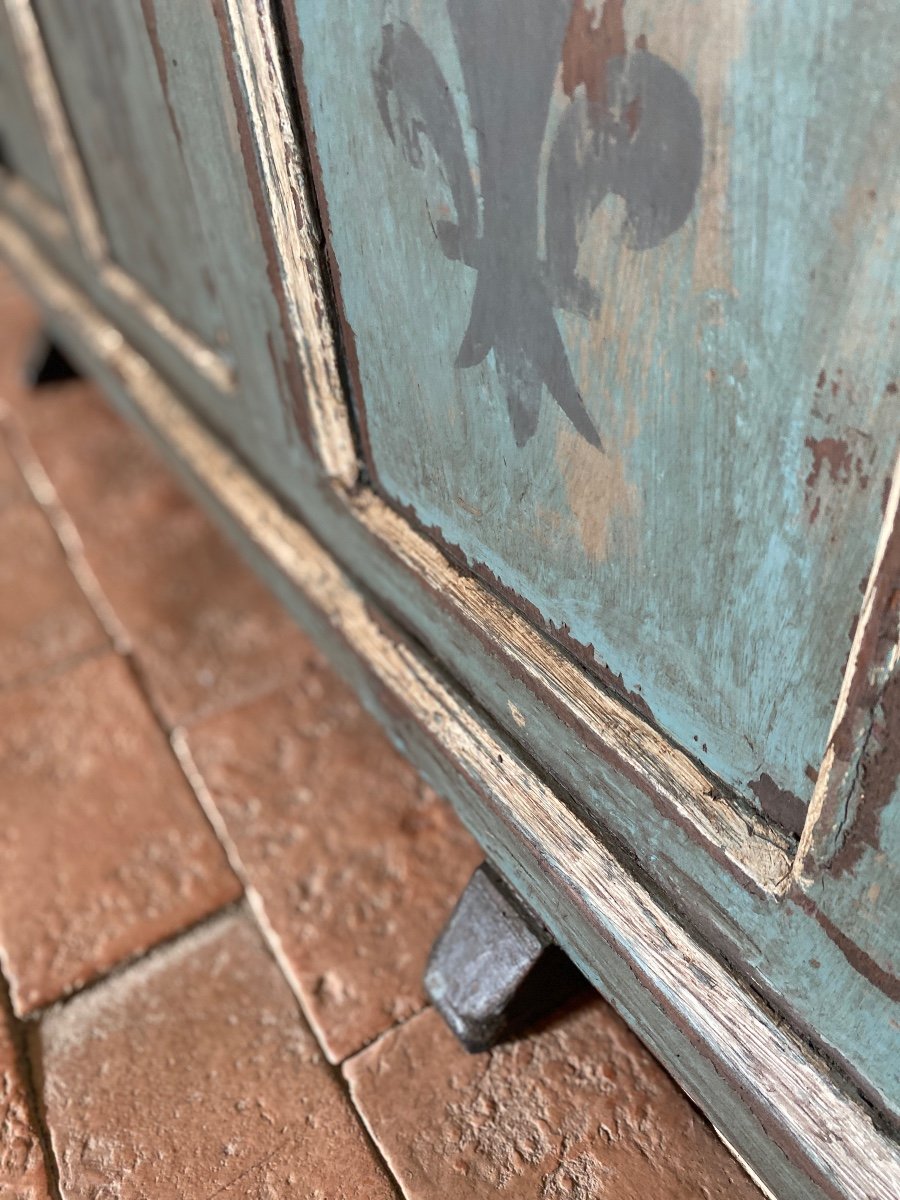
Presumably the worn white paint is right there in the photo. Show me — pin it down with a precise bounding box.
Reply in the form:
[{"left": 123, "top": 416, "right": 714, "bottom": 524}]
[
  {"left": 219, "top": 0, "right": 357, "bottom": 486},
  {"left": 2, "top": 214, "right": 896, "bottom": 1200},
  {"left": 798, "top": 453, "right": 900, "bottom": 880}
]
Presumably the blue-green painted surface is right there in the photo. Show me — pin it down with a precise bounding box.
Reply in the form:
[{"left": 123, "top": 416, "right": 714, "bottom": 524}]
[
  {"left": 33, "top": 0, "right": 230, "bottom": 349},
  {"left": 294, "top": 0, "right": 899, "bottom": 818},
  {"left": 0, "top": 3, "right": 64, "bottom": 206},
  {"left": 3, "top": 0, "right": 897, "bottom": 1142}
]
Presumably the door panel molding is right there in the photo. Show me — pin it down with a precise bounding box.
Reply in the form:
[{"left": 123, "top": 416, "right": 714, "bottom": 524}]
[
  {"left": 2, "top": 213, "right": 896, "bottom": 1200},
  {"left": 217, "top": 0, "right": 357, "bottom": 485},
  {"left": 798, "top": 470, "right": 900, "bottom": 879},
  {"left": 248, "top": 0, "right": 897, "bottom": 902},
  {"left": 2, "top": 0, "right": 235, "bottom": 393}
]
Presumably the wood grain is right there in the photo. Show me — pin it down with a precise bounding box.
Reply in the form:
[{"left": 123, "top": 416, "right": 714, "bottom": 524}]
[
  {"left": 291, "top": 0, "right": 900, "bottom": 823},
  {"left": 217, "top": 0, "right": 357, "bottom": 485},
  {"left": 1, "top": 216, "right": 895, "bottom": 1200}
]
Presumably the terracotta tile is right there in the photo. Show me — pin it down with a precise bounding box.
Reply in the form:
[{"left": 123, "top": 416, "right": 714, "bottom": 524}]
[
  {"left": 345, "top": 1002, "right": 763, "bottom": 1200},
  {"left": 14, "top": 382, "right": 316, "bottom": 727},
  {"left": 38, "top": 909, "right": 396, "bottom": 1200},
  {"left": 0, "top": 652, "right": 240, "bottom": 1013},
  {"left": 0, "top": 434, "right": 29, "bottom": 510},
  {"left": 1, "top": 320, "right": 107, "bottom": 689},
  {"left": 0, "top": 495, "right": 108, "bottom": 691},
  {"left": 0, "top": 279, "right": 44, "bottom": 414},
  {"left": 185, "top": 680, "right": 483, "bottom": 1063},
  {"left": 0, "top": 1000, "right": 52, "bottom": 1199}
]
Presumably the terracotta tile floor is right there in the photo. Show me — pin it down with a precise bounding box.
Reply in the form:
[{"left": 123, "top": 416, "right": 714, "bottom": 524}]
[{"left": 0, "top": 275, "right": 763, "bottom": 1198}]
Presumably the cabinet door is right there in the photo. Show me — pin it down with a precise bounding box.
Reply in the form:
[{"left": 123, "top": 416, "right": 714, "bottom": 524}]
[
  {"left": 291, "top": 0, "right": 898, "bottom": 831},
  {"left": 13, "top": 0, "right": 340, "bottom": 500},
  {"left": 287, "top": 0, "right": 900, "bottom": 1132},
  {"left": 3, "top": 1, "right": 896, "bottom": 1193},
  {"left": 32, "top": 0, "right": 228, "bottom": 348}
]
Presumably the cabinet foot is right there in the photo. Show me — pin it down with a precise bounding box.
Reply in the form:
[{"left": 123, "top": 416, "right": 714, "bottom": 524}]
[
  {"left": 425, "top": 863, "right": 586, "bottom": 1053},
  {"left": 25, "top": 331, "right": 80, "bottom": 388}
]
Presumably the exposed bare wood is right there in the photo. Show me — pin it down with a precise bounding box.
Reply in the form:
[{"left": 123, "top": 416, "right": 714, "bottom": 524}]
[
  {"left": 797, "top": 457, "right": 900, "bottom": 880},
  {"left": 217, "top": 0, "right": 358, "bottom": 485},
  {"left": 348, "top": 489, "right": 795, "bottom": 890},
  {"left": 2, "top": 214, "right": 897, "bottom": 1200}
]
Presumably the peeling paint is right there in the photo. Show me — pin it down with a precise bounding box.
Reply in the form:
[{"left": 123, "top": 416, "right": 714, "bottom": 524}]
[{"left": 749, "top": 773, "right": 806, "bottom": 838}]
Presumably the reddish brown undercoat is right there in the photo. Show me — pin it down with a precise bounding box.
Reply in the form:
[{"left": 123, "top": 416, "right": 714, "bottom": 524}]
[
  {"left": 749, "top": 772, "right": 806, "bottom": 837},
  {"left": 561, "top": 0, "right": 627, "bottom": 105},
  {"left": 815, "top": 509, "right": 900, "bottom": 873}
]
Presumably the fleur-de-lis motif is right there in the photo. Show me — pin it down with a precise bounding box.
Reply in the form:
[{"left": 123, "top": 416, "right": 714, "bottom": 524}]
[{"left": 374, "top": 0, "right": 702, "bottom": 449}]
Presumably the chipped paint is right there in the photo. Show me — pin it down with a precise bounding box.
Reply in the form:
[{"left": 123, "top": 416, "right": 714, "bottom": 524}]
[
  {"left": 295, "top": 0, "right": 900, "bottom": 812},
  {"left": 556, "top": 407, "right": 639, "bottom": 564},
  {"left": 749, "top": 773, "right": 806, "bottom": 838},
  {"left": 561, "top": 0, "right": 626, "bottom": 106}
]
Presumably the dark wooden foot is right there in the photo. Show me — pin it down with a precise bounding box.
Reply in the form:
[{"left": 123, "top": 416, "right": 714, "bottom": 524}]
[
  {"left": 25, "top": 332, "right": 80, "bottom": 388},
  {"left": 425, "top": 863, "right": 587, "bottom": 1053}
]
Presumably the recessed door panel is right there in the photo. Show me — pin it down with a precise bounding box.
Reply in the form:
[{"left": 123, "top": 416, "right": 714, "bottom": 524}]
[
  {"left": 292, "top": 0, "right": 900, "bottom": 829},
  {"left": 32, "top": 0, "right": 229, "bottom": 350}
]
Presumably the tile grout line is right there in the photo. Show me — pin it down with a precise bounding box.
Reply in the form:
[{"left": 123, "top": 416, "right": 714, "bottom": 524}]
[
  {"left": 0, "top": 395, "right": 133, "bottom": 655},
  {"left": 172, "top": 729, "right": 411, "bottom": 1200},
  {"left": 0, "top": 397, "right": 182, "bottom": 738},
  {"left": 1, "top": 385, "right": 413, "bottom": 1196},
  {"left": 0, "top": 964, "right": 64, "bottom": 1200},
  {"left": 0, "top": 387, "right": 322, "bottom": 745},
  {"left": 16, "top": 896, "right": 248, "bottom": 1025}
]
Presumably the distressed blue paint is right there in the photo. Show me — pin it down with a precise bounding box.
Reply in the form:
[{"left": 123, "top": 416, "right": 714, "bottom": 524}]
[
  {"left": 0, "top": 3, "right": 64, "bottom": 205},
  {"left": 33, "top": 0, "right": 230, "bottom": 349},
  {"left": 295, "top": 0, "right": 899, "bottom": 814}
]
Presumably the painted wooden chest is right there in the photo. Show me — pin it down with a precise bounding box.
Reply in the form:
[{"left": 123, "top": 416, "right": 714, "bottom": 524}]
[{"left": 1, "top": 2, "right": 897, "bottom": 1196}]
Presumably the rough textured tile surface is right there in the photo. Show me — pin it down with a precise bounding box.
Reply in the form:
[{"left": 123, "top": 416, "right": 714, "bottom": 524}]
[
  {"left": 186, "top": 681, "right": 483, "bottom": 1062},
  {"left": 0, "top": 272, "right": 42, "bottom": 416},
  {"left": 38, "top": 910, "right": 396, "bottom": 1200},
  {"left": 14, "top": 379, "right": 316, "bottom": 727},
  {"left": 0, "top": 1000, "right": 52, "bottom": 1199},
  {"left": 0, "top": 433, "right": 29, "bottom": 510},
  {"left": 0, "top": 344, "right": 107, "bottom": 690},
  {"left": 345, "top": 1003, "right": 764, "bottom": 1200},
  {"left": 0, "top": 486, "right": 107, "bottom": 691},
  {"left": 0, "top": 652, "right": 241, "bottom": 1013}
]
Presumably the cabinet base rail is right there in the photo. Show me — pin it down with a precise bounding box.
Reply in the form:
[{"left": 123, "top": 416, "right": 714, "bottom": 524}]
[{"left": 2, "top": 213, "right": 897, "bottom": 1200}]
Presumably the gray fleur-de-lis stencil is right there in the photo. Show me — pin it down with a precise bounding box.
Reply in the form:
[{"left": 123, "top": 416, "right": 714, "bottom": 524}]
[{"left": 373, "top": 0, "right": 703, "bottom": 449}]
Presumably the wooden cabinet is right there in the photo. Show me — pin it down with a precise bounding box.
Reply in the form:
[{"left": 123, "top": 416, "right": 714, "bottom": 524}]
[{"left": 1, "top": 3, "right": 897, "bottom": 1197}]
